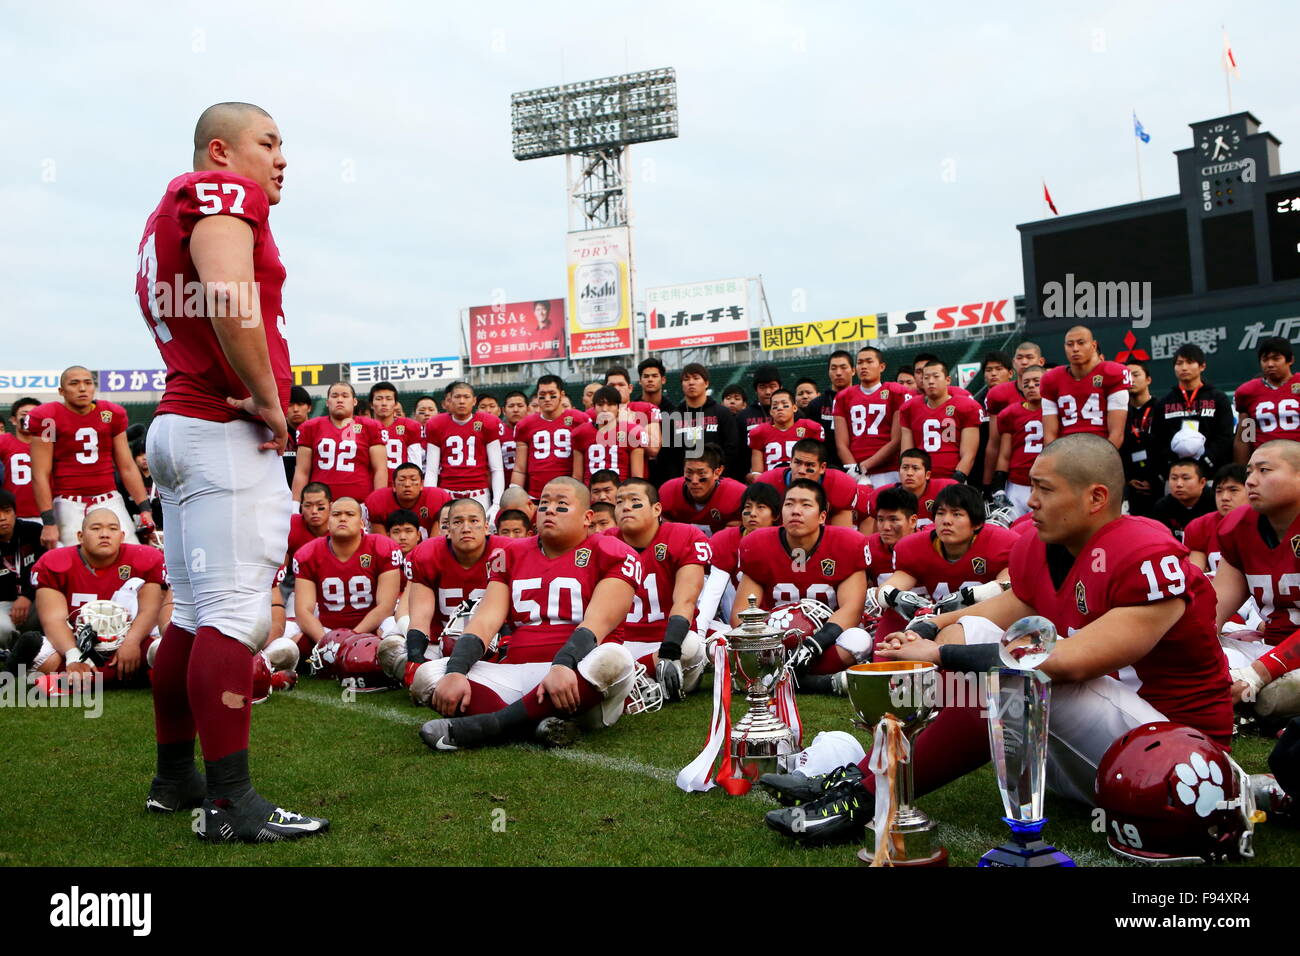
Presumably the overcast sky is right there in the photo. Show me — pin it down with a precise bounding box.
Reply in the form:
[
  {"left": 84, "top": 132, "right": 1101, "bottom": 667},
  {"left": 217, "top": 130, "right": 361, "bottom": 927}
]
[{"left": 2, "top": 0, "right": 1295, "bottom": 370}]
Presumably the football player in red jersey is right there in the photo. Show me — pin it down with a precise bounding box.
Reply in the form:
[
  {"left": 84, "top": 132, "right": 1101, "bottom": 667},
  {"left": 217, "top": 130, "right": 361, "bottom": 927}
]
[
  {"left": 135, "top": 103, "right": 326, "bottom": 839},
  {"left": 292, "top": 381, "right": 386, "bottom": 504},
  {"left": 416, "top": 477, "right": 643, "bottom": 751},
  {"left": 980, "top": 341, "right": 1041, "bottom": 486},
  {"left": 734, "top": 480, "right": 871, "bottom": 688},
  {"left": 658, "top": 444, "right": 746, "bottom": 533},
  {"left": 367, "top": 381, "right": 425, "bottom": 484},
  {"left": 1, "top": 397, "right": 40, "bottom": 527},
  {"left": 610, "top": 478, "right": 710, "bottom": 699},
  {"left": 748, "top": 389, "right": 825, "bottom": 476},
  {"left": 697, "top": 482, "right": 782, "bottom": 637},
  {"left": 287, "top": 482, "right": 331, "bottom": 557},
  {"left": 869, "top": 484, "right": 1015, "bottom": 640},
  {"left": 604, "top": 366, "right": 662, "bottom": 466},
  {"left": 860, "top": 448, "right": 956, "bottom": 535},
  {"left": 571, "top": 386, "right": 646, "bottom": 483},
  {"left": 498, "top": 390, "right": 529, "bottom": 477},
  {"left": 898, "top": 359, "right": 981, "bottom": 482},
  {"left": 18, "top": 509, "right": 163, "bottom": 682},
  {"left": 755, "top": 439, "right": 856, "bottom": 526},
  {"left": 1185, "top": 464, "right": 1248, "bottom": 574},
  {"left": 413, "top": 395, "right": 438, "bottom": 427},
  {"left": 992, "top": 364, "right": 1045, "bottom": 516},
  {"left": 1233, "top": 336, "right": 1300, "bottom": 462},
  {"left": 27, "top": 367, "right": 153, "bottom": 550},
  {"left": 496, "top": 508, "right": 535, "bottom": 538},
  {"left": 364, "top": 462, "right": 452, "bottom": 537},
  {"left": 292, "top": 496, "right": 402, "bottom": 653},
  {"left": 863, "top": 487, "right": 918, "bottom": 590},
  {"left": 512, "top": 376, "right": 587, "bottom": 500},
  {"left": 1039, "top": 326, "right": 1130, "bottom": 448},
  {"left": 765, "top": 434, "right": 1231, "bottom": 842},
  {"left": 425, "top": 380, "right": 506, "bottom": 510},
  {"left": 834, "top": 347, "right": 905, "bottom": 487}
]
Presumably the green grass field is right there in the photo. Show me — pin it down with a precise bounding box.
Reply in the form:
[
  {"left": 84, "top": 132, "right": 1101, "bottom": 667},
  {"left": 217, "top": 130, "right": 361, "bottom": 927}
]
[{"left": 2, "top": 675, "right": 1294, "bottom": 867}]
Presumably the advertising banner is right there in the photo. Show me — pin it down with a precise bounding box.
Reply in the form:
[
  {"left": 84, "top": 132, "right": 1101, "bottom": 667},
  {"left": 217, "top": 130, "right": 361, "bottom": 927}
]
[
  {"left": 645, "top": 278, "right": 750, "bottom": 350},
  {"left": 98, "top": 369, "right": 168, "bottom": 392},
  {"left": 566, "top": 227, "right": 633, "bottom": 359},
  {"left": 349, "top": 357, "right": 462, "bottom": 387},
  {"left": 0, "top": 370, "right": 61, "bottom": 391},
  {"left": 760, "top": 315, "right": 878, "bottom": 351},
  {"left": 291, "top": 363, "right": 347, "bottom": 387},
  {"left": 883, "top": 298, "right": 1014, "bottom": 338},
  {"left": 468, "top": 298, "right": 567, "bottom": 367}
]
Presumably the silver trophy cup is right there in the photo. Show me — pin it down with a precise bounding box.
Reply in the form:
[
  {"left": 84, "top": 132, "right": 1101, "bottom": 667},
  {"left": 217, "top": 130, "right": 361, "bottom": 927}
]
[{"left": 726, "top": 596, "right": 798, "bottom": 784}]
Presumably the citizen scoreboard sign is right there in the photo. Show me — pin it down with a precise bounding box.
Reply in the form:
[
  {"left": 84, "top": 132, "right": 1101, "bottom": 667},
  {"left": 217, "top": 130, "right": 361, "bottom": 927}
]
[{"left": 645, "top": 278, "right": 749, "bottom": 350}]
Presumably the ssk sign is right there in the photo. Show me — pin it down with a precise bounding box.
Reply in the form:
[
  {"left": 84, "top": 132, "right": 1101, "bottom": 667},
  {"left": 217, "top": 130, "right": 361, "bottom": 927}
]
[{"left": 885, "top": 299, "right": 1013, "bottom": 338}]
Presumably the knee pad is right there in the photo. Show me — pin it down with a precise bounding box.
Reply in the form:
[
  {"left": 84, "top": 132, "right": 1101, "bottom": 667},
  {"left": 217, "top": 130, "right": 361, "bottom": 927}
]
[
  {"left": 146, "top": 639, "right": 160, "bottom": 669},
  {"left": 379, "top": 616, "right": 401, "bottom": 639},
  {"left": 264, "top": 636, "right": 300, "bottom": 672},
  {"left": 409, "top": 658, "right": 449, "bottom": 707},
  {"left": 32, "top": 636, "right": 56, "bottom": 670},
  {"left": 577, "top": 643, "right": 638, "bottom": 728},
  {"left": 680, "top": 630, "right": 707, "bottom": 694},
  {"left": 835, "top": 626, "right": 872, "bottom": 662},
  {"left": 784, "top": 730, "right": 867, "bottom": 776}
]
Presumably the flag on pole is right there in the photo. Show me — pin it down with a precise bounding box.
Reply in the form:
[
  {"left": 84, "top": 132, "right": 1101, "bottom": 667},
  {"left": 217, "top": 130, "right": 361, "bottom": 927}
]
[
  {"left": 1223, "top": 29, "right": 1240, "bottom": 77},
  {"left": 1133, "top": 111, "right": 1150, "bottom": 143},
  {"left": 1042, "top": 180, "right": 1058, "bottom": 216}
]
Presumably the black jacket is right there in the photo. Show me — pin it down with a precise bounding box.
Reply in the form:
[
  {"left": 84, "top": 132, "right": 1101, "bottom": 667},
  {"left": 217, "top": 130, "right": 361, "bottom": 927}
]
[
  {"left": 1148, "top": 382, "right": 1235, "bottom": 480},
  {"left": 1151, "top": 487, "right": 1217, "bottom": 542},
  {"left": 801, "top": 388, "right": 846, "bottom": 468},
  {"left": 668, "top": 399, "right": 742, "bottom": 479},
  {"left": 0, "top": 520, "right": 44, "bottom": 603}
]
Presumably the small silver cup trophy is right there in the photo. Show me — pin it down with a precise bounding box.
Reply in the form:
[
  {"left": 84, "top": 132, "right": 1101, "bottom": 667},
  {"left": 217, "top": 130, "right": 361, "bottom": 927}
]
[
  {"left": 726, "top": 596, "right": 798, "bottom": 784},
  {"left": 979, "top": 615, "right": 1075, "bottom": 867},
  {"left": 846, "top": 661, "right": 947, "bottom": 866}
]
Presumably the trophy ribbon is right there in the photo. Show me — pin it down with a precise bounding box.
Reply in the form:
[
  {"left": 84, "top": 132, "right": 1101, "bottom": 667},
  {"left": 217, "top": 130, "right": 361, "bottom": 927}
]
[
  {"left": 867, "top": 715, "right": 909, "bottom": 867},
  {"left": 676, "top": 639, "right": 737, "bottom": 793},
  {"left": 771, "top": 670, "right": 803, "bottom": 750}
]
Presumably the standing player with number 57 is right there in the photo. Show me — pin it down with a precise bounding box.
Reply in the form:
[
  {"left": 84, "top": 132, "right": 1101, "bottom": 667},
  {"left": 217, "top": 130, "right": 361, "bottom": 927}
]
[{"left": 135, "top": 102, "right": 328, "bottom": 842}]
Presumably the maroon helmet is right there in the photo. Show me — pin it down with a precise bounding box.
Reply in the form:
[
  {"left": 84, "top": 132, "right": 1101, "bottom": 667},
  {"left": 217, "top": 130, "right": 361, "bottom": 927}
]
[
  {"left": 308, "top": 628, "right": 355, "bottom": 678},
  {"left": 1095, "top": 722, "right": 1255, "bottom": 864},
  {"left": 764, "top": 599, "right": 833, "bottom": 654},
  {"left": 251, "top": 652, "right": 274, "bottom": 704},
  {"left": 337, "top": 633, "right": 400, "bottom": 691}
]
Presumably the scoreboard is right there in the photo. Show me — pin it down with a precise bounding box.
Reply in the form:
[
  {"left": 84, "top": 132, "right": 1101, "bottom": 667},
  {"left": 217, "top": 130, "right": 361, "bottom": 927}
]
[{"left": 1020, "top": 112, "right": 1300, "bottom": 327}]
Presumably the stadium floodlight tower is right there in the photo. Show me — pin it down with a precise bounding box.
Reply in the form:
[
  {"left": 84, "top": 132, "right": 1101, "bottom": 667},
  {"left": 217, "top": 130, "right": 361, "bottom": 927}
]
[{"left": 511, "top": 69, "right": 678, "bottom": 368}]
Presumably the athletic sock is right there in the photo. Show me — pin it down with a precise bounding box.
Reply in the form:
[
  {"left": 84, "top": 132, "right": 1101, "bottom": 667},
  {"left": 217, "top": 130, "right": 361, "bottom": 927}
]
[
  {"left": 188, "top": 626, "right": 253, "bottom": 763},
  {"left": 151, "top": 623, "right": 196, "bottom": 746}
]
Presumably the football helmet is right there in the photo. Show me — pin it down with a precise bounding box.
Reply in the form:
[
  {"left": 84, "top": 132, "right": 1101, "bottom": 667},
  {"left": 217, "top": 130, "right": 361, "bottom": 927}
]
[
  {"left": 439, "top": 596, "right": 500, "bottom": 659},
  {"left": 625, "top": 661, "right": 665, "bottom": 715},
  {"left": 308, "top": 628, "right": 355, "bottom": 678},
  {"left": 336, "top": 633, "right": 399, "bottom": 691},
  {"left": 251, "top": 652, "right": 274, "bottom": 703},
  {"left": 74, "top": 600, "right": 132, "bottom": 664},
  {"left": 765, "top": 600, "right": 833, "bottom": 655},
  {"left": 1095, "top": 722, "right": 1255, "bottom": 864}
]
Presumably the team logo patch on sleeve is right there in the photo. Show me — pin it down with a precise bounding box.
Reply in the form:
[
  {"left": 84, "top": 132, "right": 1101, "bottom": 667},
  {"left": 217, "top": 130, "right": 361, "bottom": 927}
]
[
  {"left": 360, "top": 554, "right": 373, "bottom": 568},
  {"left": 972, "top": 557, "right": 986, "bottom": 575},
  {"left": 118, "top": 565, "right": 131, "bottom": 580},
  {"left": 101, "top": 410, "right": 113, "bottom": 424},
  {"left": 1075, "top": 580, "right": 1089, "bottom": 615},
  {"left": 353, "top": 423, "right": 363, "bottom": 434},
  {"left": 945, "top": 405, "right": 955, "bottom": 416},
  {"left": 1092, "top": 374, "right": 1104, "bottom": 387},
  {"left": 796, "top": 427, "right": 806, "bottom": 437},
  {"left": 575, "top": 548, "right": 592, "bottom": 568},
  {"left": 710, "top": 509, "right": 722, "bottom": 522},
  {"left": 654, "top": 543, "right": 668, "bottom": 561},
  {"left": 473, "top": 421, "right": 483, "bottom": 432},
  {"left": 820, "top": 558, "right": 836, "bottom": 577},
  {"left": 1291, "top": 535, "right": 1300, "bottom": 559},
  {"left": 1292, "top": 383, "right": 1300, "bottom": 394},
  {"left": 396, "top": 424, "right": 405, "bottom": 435},
  {"left": 419, "top": 507, "right": 429, "bottom": 518}
]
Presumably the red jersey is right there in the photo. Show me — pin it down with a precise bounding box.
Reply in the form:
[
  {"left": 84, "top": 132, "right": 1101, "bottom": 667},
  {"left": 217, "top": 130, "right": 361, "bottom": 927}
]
[
  {"left": 572, "top": 421, "right": 645, "bottom": 482},
  {"left": 287, "top": 512, "right": 326, "bottom": 558},
  {"left": 1232, "top": 374, "right": 1300, "bottom": 448},
  {"left": 612, "top": 521, "right": 711, "bottom": 643},
  {"left": 878, "top": 525, "right": 1016, "bottom": 637},
  {"left": 488, "top": 533, "right": 642, "bottom": 664},
  {"left": 31, "top": 543, "right": 165, "bottom": 611},
  {"left": 1039, "top": 362, "right": 1131, "bottom": 438},
  {"left": 755, "top": 466, "right": 858, "bottom": 513},
  {"left": 898, "top": 393, "right": 982, "bottom": 479},
  {"left": 863, "top": 533, "right": 897, "bottom": 587},
  {"left": 363, "top": 486, "right": 453, "bottom": 536},
  {"left": 1183, "top": 510, "right": 1226, "bottom": 576},
  {"left": 500, "top": 422, "right": 518, "bottom": 474},
  {"left": 136, "top": 171, "right": 290, "bottom": 423},
  {"left": 0, "top": 433, "right": 37, "bottom": 517},
  {"left": 995, "top": 402, "right": 1045, "bottom": 485},
  {"left": 833, "top": 383, "right": 907, "bottom": 470},
  {"left": 292, "top": 533, "right": 402, "bottom": 631},
  {"left": 425, "top": 412, "right": 504, "bottom": 491},
  {"left": 748, "top": 420, "right": 825, "bottom": 471},
  {"left": 405, "top": 534, "right": 511, "bottom": 635},
  {"left": 658, "top": 477, "right": 747, "bottom": 533},
  {"left": 708, "top": 525, "right": 745, "bottom": 588},
  {"left": 869, "top": 477, "right": 958, "bottom": 529},
  {"left": 1009, "top": 516, "right": 1232, "bottom": 744},
  {"left": 370, "top": 416, "right": 424, "bottom": 484},
  {"left": 23, "top": 401, "right": 127, "bottom": 497},
  {"left": 738, "top": 525, "right": 868, "bottom": 611},
  {"left": 296, "top": 416, "right": 383, "bottom": 503},
  {"left": 1217, "top": 505, "right": 1300, "bottom": 643},
  {"left": 625, "top": 401, "right": 663, "bottom": 432},
  {"left": 983, "top": 381, "right": 1022, "bottom": 418},
  {"left": 513, "top": 411, "right": 588, "bottom": 498}
]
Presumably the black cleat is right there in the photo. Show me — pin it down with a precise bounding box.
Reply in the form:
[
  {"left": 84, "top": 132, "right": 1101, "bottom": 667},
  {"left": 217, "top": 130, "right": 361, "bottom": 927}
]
[
  {"left": 534, "top": 716, "right": 580, "bottom": 748},
  {"left": 420, "top": 717, "right": 462, "bottom": 752},
  {"left": 759, "top": 762, "right": 864, "bottom": 807},
  {"left": 196, "top": 791, "right": 329, "bottom": 843},
  {"left": 145, "top": 770, "right": 206, "bottom": 813},
  {"left": 3, "top": 631, "right": 42, "bottom": 676},
  {"left": 764, "top": 780, "right": 871, "bottom": 846}
]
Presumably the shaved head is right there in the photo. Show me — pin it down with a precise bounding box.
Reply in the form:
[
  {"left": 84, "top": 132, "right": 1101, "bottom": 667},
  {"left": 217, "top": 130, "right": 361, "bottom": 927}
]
[
  {"left": 60, "top": 365, "right": 92, "bottom": 386},
  {"left": 1039, "top": 434, "right": 1125, "bottom": 506},
  {"left": 1066, "top": 325, "right": 1094, "bottom": 342},
  {"left": 1255, "top": 439, "right": 1300, "bottom": 471},
  {"left": 542, "top": 477, "right": 591, "bottom": 508},
  {"left": 81, "top": 507, "right": 120, "bottom": 531},
  {"left": 193, "top": 101, "right": 273, "bottom": 166},
  {"left": 499, "top": 487, "right": 533, "bottom": 512}
]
